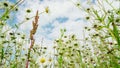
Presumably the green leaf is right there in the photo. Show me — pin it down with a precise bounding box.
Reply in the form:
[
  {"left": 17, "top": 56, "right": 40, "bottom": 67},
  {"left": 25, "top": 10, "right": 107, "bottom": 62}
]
[
  {"left": 112, "top": 23, "right": 120, "bottom": 47},
  {"left": 93, "top": 10, "right": 102, "bottom": 22},
  {"left": 58, "top": 56, "right": 63, "bottom": 68},
  {"left": 1, "top": 48, "right": 4, "bottom": 62},
  {"left": 107, "top": 14, "right": 114, "bottom": 28},
  {"left": 15, "top": 24, "right": 19, "bottom": 29},
  {"left": 11, "top": 63, "right": 17, "bottom": 68},
  {"left": 0, "top": 9, "right": 10, "bottom": 21}
]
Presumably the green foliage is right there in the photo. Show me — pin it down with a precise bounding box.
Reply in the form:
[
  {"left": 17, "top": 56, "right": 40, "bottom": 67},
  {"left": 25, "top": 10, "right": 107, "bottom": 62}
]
[{"left": 0, "top": 0, "right": 120, "bottom": 68}]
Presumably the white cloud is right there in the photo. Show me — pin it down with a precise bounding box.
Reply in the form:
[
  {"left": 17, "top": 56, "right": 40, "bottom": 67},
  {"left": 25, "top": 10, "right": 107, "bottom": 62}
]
[
  {"left": 15, "top": 0, "right": 88, "bottom": 47},
  {"left": 16, "top": 0, "right": 119, "bottom": 47},
  {"left": 48, "top": 20, "right": 86, "bottom": 39}
]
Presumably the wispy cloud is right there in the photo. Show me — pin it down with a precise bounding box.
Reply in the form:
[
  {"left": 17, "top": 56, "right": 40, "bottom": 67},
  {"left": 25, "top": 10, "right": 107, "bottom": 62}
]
[{"left": 15, "top": 0, "right": 91, "bottom": 46}]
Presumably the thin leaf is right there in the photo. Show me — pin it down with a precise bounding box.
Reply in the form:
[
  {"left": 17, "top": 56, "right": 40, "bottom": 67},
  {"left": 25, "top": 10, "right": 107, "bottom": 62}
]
[{"left": 112, "top": 23, "right": 120, "bottom": 46}]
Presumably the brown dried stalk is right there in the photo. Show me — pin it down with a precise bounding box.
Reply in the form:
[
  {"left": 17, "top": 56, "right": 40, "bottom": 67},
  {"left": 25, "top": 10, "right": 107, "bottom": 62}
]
[{"left": 26, "top": 10, "right": 39, "bottom": 68}]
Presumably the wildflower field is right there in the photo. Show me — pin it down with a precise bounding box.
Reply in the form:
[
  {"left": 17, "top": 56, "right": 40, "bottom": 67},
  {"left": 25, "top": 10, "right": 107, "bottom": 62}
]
[{"left": 0, "top": 0, "right": 120, "bottom": 68}]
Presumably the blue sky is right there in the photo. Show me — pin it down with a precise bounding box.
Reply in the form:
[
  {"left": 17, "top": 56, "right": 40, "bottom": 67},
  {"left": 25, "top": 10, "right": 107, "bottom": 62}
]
[{"left": 0, "top": 0, "right": 119, "bottom": 46}]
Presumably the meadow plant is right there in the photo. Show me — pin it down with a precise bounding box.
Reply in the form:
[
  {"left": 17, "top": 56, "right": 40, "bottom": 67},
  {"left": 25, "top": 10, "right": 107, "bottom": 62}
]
[
  {"left": 53, "top": 0, "right": 120, "bottom": 68},
  {"left": 0, "top": 0, "right": 49, "bottom": 68},
  {"left": 0, "top": 0, "right": 120, "bottom": 68},
  {"left": 67, "top": 0, "right": 120, "bottom": 68}
]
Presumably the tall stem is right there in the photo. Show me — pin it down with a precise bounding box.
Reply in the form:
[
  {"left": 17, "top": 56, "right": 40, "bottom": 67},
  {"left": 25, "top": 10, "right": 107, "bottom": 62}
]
[{"left": 25, "top": 10, "right": 39, "bottom": 68}]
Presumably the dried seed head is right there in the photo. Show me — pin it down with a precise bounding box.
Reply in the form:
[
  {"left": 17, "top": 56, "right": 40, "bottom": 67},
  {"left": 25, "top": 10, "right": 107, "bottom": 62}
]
[
  {"left": 109, "top": 42, "right": 113, "bottom": 45},
  {"left": 6, "top": 15, "right": 9, "bottom": 19},
  {"left": 59, "top": 52, "right": 63, "bottom": 55},
  {"left": 11, "top": 36, "right": 16, "bottom": 40},
  {"left": 71, "top": 35, "right": 75, "bottom": 39},
  {"left": 74, "top": 43, "right": 78, "bottom": 46},
  {"left": 9, "top": 32, "right": 14, "bottom": 35},
  {"left": 0, "top": 35, "right": 5, "bottom": 38},
  {"left": 95, "top": 34, "right": 99, "bottom": 36},
  {"left": 85, "top": 27, "right": 88, "bottom": 29},
  {"left": 115, "top": 18, "right": 120, "bottom": 22},
  {"left": 26, "top": 18, "right": 30, "bottom": 20},
  {"left": 88, "top": 29, "right": 90, "bottom": 31},
  {"left": 64, "top": 36, "right": 67, "bottom": 38},
  {"left": 87, "top": 8, "right": 90, "bottom": 11},
  {"left": 13, "top": 41, "right": 16, "bottom": 44},
  {"left": 2, "top": 41, "right": 8, "bottom": 44},
  {"left": 3, "top": 2, "right": 8, "bottom": 7},
  {"left": 107, "top": 10, "right": 111, "bottom": 13},
  {"left": 42, "top": 51, "right": 46, "bottom": 54},
  {"left": 45, "top": 7, "right": 49, "bottom": 13},
  {"left": 93, "top": 24, "right": 97, "bottom": 28},
  {"left": 17, "top": 33, "right": 20, "bottom": 35},
  {"left": 15, "top": 8, "right": 18, "bottom": 11},
  {"left": 86, "top": 16, "right": 90, "bottom": 20},
  {"left": 56, "top": 40, "right": 59, "bottom": 42},
  {"left": 68, "top": 46, "right": 72, "bottom": 49},
  {"left": 71, "top": 54, "right": 74, "bottom": 56},
  {"left": 76, "top": 3, "right": 80, "bottom": 6},
  {"left": 85, "top": 38, "right": 88, "bottom": 40},
  {"left": 26, "top": 9, "right": 31, "bottom": 13},
  {"left": 43, "top": 47, "right": 47, "bottom": 49},
  {"left": 21, "top": 36, "right": 25, "bottom": 39},
  {"left": 116, "top": 10, "right": 120, "bottom": 14},
  {"left": 70, "top": 60, "right": 74, "bottom": 63},
  {"left": 53, "top": 45, "right": 57, "bottom": 49}
]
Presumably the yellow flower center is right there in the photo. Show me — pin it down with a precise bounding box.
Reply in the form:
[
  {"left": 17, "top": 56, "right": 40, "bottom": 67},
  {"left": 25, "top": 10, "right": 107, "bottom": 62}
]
[{"left": 40, "top": 58, "right": 46, "bottom": 63}]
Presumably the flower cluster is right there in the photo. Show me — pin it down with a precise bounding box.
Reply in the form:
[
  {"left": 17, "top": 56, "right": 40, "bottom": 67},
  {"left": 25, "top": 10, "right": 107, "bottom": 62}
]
[{"left": 0, "top": 0, "right": 120, "bottom": 68}]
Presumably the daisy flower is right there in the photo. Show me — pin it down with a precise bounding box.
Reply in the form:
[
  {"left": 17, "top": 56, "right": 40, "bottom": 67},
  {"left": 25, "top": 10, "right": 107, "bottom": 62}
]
[{"left": 36, "top": 56, "right": 48, "bottom": 67}]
